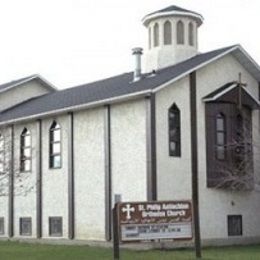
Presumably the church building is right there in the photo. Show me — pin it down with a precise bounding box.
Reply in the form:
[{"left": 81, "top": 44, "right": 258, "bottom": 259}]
[{"left": 0, "top": 5, "right": 260, "bottom": 245}]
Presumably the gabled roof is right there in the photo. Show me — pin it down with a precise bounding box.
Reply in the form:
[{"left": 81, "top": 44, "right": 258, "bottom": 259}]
[
  {"left": 0, "top": 44, "right": 259, "bottom": 125},
  {"left": 203, "top": 82, "right": 260, "bottom": 109},
  {"left": 0, "top": 74, "right": 57, "bottom": 94},
  {"left": 142, "top": 5, "right": 203, "bottom": 26}
]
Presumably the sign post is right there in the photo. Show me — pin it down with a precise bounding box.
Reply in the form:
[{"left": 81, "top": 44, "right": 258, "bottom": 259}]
[{"left": 113, "top": 203, "right": 120, "bottom": 260}]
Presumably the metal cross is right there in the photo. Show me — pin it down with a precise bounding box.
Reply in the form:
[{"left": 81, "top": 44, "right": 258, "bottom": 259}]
[
  {"left": 237, "top": 72, "right": 247, "bottom": 110},
  {"left": 122, "top": 204, "right": 135, "bottom": 220}
]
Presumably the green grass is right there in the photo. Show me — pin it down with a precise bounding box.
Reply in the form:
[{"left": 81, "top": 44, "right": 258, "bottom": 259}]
[{"left": 0, "top": 241, "right": 260, "bottom": 259}]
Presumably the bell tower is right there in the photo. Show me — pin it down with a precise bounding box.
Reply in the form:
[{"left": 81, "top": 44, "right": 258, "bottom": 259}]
[{"left": 142, "top": 5, "right": 203, "bottom": 73}]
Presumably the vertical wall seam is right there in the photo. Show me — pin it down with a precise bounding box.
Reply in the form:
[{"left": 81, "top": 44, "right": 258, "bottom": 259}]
[
  {"left": 36, "top": 119, "right": 42, "bottom": 238},
  {"left": 151, "top": 93, "right": 157, "bottom": 201},
  {"left": 189, "top": 71, "right": 201, "bottom": 254},
  {"left": 146, "top": 94, "right": 157, "bottom": 201},
  {"left": 68, "top": 112, "right": 75, "bottom": 239},
  {"left": 104, "top": 105, "right": 112, "bottom": 241},
  {"left": 8, "top": 124, "right": 14, "bottom": 237}
]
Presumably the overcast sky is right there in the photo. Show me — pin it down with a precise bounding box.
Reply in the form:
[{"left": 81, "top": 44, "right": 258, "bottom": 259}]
[{"left": 0, "top": 0, "right": 259, "bottom": 89}]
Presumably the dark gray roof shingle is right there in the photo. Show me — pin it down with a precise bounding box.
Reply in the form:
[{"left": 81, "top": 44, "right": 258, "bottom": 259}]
[
  {"left": 146, "top": 5, "right": 201, "bottom": 17},
  {"left": 0, "top": 45, "right": 237, "bottom": 123}
]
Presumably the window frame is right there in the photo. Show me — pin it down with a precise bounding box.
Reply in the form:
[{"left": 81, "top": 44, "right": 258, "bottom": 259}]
[
  {"left": 153, "top": 23, "right": 159, "bottom": 47},
  {"left": 188, "top": 22, "right": 194, "bottom": 46},
  {"left": 0, "top": 134, "right": 5, "bottom": 175},
  {"left": 163, "top": 20, "right": 172, "bottom": 45},
  {"left": 215, "top": 113, "right": 226, "bottom": 161},
  {"left": 148, "top": 27, "right": 151, "bottom": 49},
  {"left": 20, "top": 128, "right": 32, "bottom": 173},
  {"left": 227, "top": 215, "right": 243, "bottom": 236},
  {"left": 0, "top": 217, "right": 4, "bottom": 235},
  {"left": 19, "top": 217, "right": 32, "bottom": 236},
  {"left": 168, "top": 104, "right": 181, "bottom": 157},
  {"left": 49, "top": 217, "right": 63, "bottom": 237},
  {"left": 49, "top": 121, "right": 62, "bottom": 169},
  {"left": 177, "top": 20, "right": 184, "bottom": 45}
]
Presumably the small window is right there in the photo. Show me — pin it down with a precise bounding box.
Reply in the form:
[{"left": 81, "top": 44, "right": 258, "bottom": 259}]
[
  {"left": 148, "top": 27, "right": 151, "bottom": 49},
  {"left": 177, "top": 20, "right": 184, "bottom": 44},
  {"left": 164, "top": 21, "right": 172, "bottom": 45},
  {"left": 153, "top": 23, "right": 159, "bottom": 47},
  {"left": 49, "top": 121, "right": 61, "bottom": 169},
  {"left": 188, "top": 22, "right": 194, "bottom": 46},
  {"left": 215, "top": 113, "right": 226, "bottom": 160},
  {"left": 228, "top": 215, "right": 242, "bottom": 236},
  {"left": 169, "top": 104, "right": 181, "bottom": 157},
  {"left": 0, "top": 218, "right": 4, "bottom": 235},
  {"left": 0, "top": 134, "right": 4, "bottom": 174},
  {"left": 20, "top": 128, "right": 31, "bottom": 172},
  {"left": 20, "top": 217, "right": 32, "bottom": 236},
  {"left": 49, "top": 217, "right": 63, "bottom": 237}
]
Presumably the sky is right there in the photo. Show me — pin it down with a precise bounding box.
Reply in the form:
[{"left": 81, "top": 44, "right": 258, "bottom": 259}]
[{"left": 0, "top": 0, "right": 259, "bottom": 89}]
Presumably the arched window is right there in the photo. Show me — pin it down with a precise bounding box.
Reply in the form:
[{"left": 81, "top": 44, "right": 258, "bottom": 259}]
[
  {"left": 215, "top": 113, "right": 226, "bottom": 160},
  {"left": 169, "top": 104, "right": 181, "bottom": 157},
  {"left": 177, "top": 20, "right": 184, "bottom": 44},
  {"left": 148, "top": 27, "right": 151, "bottom": 49},
  {"left": 188, "top": 22, "right": 194, "bottom": 46},
  {"left": 20, "top": 128, "right": 31, "bottom": 172},
  {"left": 153, "top": 23, "right": 159, "bottom": 47},
  {"left": 164, "top": 21, "right": 172, "bottom": 45},
  {"left": 49, "top": 121, "right": 61, "bottom": 169},
  {"left": 0, "top": 134, "right": 4, "bottom": 174}
]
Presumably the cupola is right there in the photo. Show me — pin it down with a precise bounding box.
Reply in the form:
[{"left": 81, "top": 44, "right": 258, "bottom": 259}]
[{"left": 142, "top": 5, "right": 203, "bottom": 73}]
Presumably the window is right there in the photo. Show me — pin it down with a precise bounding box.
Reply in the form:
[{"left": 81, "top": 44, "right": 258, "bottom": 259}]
[
  {"left": 148, "top": 27, "right": 151, "bottom": 49},
  {"left": 228, "top": 215, "right": 242, "bottom": 236},
  {"left": 0, "top": 134, "right": 4, "bottom": 174},
  {"left": 20, "top": 128, "right": 31, "bottom": 172},
  {"left": 169, "top": 104, "right": 181, "bottom": 157},
  {"left": 0, "top": 218, "right": 4, "bottom": 235},
  {"left": 164, "top": 21, "right": 172, "bottom": 45},
  {"left": 153, "top": 23, "right": 159, "bottom": 47},
  {"left": 20, "top": 217, "right": 32, "bottom": 236},
  {"left": 177, "top": 20, "right": 184, "bottom": 44},
  {"left": 188, "top": 22, "right": 194, "bottom": 46},
  {"left": 49, "top": 121, "right": 61, "bottom": 169},
  {"left": 215, "top": 113, "right": 226, "bottom": 160},
  {"left": 49, "top": 217, "right": 62, "bottom": 237}
]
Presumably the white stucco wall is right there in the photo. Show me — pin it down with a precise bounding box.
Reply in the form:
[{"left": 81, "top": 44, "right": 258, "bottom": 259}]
[
  {"left": 111, "top": 99, "right": 147, "bottom": 203},
  {"left": 74, "top": 108, "right": 106, "bottom": 240},
  {"left": 13, "top": 122, "right": 37, "bottom": 238},
  {"left": 41, "top": 115, "right": 69, "bottom": 239},
  {"left": 0, "top": 80, "right": 51, "bottom": 112},
  {"left": 196, "top": 54, "right": 260, "bottom": 240},
  {"left": 156, "top": 76, "right": 192, "bottom": 201}
]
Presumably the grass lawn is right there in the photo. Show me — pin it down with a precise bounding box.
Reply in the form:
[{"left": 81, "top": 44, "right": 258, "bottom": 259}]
[{"left": 0, "top": 241, "right": 260, "bottom": 260}]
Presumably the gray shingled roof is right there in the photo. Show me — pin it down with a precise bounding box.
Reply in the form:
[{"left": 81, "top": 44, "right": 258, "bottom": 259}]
[
  {"left": 146, "top": 5, "right": 201, "bottom": 17},
  {"left": 0, "top": 45, "right": 238, "bottom": 123}
]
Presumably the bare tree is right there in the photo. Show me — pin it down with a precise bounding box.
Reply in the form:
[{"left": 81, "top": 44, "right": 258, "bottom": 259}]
[
  {"left": 0, "top": 126, "right": 36, "bottom": 197},
  {"left": 210, "top": 107, "right": 256, "bottom": 190}
]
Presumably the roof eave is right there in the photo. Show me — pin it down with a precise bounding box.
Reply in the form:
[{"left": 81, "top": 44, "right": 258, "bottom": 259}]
[
  {"left": 0, "top": 89, "right": 151, "bottom": 127},
  {"left": 0, "top": 74, "right": 57, "bottom": 94},
  {"left": 142, "top": 11, "right": 204, "bottom": 27}
]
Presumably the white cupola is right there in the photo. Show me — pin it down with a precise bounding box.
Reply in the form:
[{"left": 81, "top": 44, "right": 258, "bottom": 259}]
[{"left": 142, "top": 5, "right": 203, "bottom": 73}]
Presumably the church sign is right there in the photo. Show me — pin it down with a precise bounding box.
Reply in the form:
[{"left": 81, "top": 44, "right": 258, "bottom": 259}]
[{"left": 118, "top": 200, "right": 192, "bottom": 242}]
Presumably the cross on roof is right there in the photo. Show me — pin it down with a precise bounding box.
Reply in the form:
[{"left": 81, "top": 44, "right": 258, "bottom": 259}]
[{"left": 237, "top": 72, "right": 247, "bottom": 110}]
